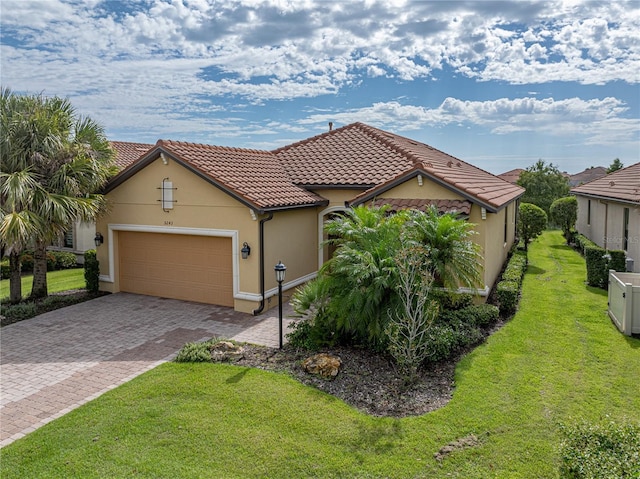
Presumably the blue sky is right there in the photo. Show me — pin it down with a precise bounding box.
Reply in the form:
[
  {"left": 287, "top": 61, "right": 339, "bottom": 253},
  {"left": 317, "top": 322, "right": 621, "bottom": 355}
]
[{"left": 1, "top": 0, "right": 638, "bottom": 174}]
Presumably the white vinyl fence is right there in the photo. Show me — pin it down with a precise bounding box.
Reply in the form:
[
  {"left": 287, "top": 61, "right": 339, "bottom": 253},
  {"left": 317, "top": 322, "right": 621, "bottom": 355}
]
[{"left": 608, "top": 270, "right": 640, "bottom": 336}]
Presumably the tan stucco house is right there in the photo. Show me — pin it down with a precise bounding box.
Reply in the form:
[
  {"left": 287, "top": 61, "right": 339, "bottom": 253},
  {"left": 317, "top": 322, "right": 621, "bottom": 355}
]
[
  {"left": 48, "top": 141, "right": 153, "bottom": 263},
  {"left": 96, "top": 123, "right": 524, "bottom": 313},
  {"left": 572, "top": 162, "right": 640, "bottom": 272}
]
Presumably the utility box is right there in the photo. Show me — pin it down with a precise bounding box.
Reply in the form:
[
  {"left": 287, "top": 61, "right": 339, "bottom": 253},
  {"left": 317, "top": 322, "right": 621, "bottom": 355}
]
[{"left": 608, "top": 270, "right": 640, "bottom": 336}]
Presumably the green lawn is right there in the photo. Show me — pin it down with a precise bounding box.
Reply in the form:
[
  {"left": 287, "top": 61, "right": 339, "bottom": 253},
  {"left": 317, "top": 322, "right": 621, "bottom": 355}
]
[
  {"left": 1, "top": 231, "right": 638, "bottom": 478},
  {"left": 0, "top": 268, "right": 85, "bottom": 300}
]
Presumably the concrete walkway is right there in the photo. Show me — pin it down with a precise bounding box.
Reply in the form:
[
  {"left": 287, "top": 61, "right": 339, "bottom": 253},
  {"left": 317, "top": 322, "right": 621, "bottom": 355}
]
[{"left": 0, "top": 292, "right": 296, "bottom": 447}]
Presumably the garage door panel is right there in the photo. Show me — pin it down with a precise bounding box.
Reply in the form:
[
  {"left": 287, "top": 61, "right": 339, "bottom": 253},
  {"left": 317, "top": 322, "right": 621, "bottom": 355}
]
[{"left": 119, "top": 231, "right": 233, "bottom": 306}]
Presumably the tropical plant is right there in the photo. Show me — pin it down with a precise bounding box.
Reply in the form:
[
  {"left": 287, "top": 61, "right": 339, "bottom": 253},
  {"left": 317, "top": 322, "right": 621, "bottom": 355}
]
[
  {"left": 550, "top": 196, "right": 577, "bottom": 241},
  {"left": 292, "top": 205, "right": 484, "bottom": 350},
  {"left": 0, "top": 87, "right": 115, "bottom": 301},
  {"left": 319, "top": 205, "right": 408, "bottom": 348},
  {"left": 517, "top": 160, "right": 570, "bottom": 215},
  {"left": 518, "top": 203, "right": 547, "bottom": 251},
  {"left": 385, "top": 243, "right": 439, "bottom": 382},
  {"left": 406, "top": 206, "right": 482, "bottom": 290}
]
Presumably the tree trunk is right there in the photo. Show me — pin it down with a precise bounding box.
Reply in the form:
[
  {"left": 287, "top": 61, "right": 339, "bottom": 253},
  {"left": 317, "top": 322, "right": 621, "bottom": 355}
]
[
  {"left": 9, "top": 251, "right": 22, "bottom": 304},
  {"left": 31, "top": 241, "right": 49, "bottom": 299}
]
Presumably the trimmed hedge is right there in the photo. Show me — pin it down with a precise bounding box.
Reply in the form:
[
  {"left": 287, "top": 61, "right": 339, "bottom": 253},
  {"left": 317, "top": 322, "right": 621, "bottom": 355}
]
[
  {"left": 575, "top": 233, "right": 628, "bottom": 288},
  {"left": 496, "top": 280, "right": 519, "bottom": 315},
  {"left": 84, "top": 249, "right": 100, "bottom": 293},
  {"left": 585, "top": 246, "right": 607, "bottom": 287}
]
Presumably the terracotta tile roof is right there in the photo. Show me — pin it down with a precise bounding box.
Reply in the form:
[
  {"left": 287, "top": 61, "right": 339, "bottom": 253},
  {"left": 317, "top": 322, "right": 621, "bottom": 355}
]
[
  {"left": 569, "top": 166, "right": 607, "bottom": 187},
  {"left": 275, "top": 123, "right": 524, "bottom": 210},
  {"left": 571, "top": 162, "right": 640, "bottom": 204},
  {"left": 497, "top": 168, "right": 524, "bottom": 184},
  {"left": 156, "top": 140, "right": 328, "bottom": 211},
  {"left": 371, "top": 198, "right": 472, "bottom": 216},
  {"left": 110, "top": 141, "right": 154, "bottom": 170},
  {"left": 273, "top": 123, "right": 411, "bottom": 186}
]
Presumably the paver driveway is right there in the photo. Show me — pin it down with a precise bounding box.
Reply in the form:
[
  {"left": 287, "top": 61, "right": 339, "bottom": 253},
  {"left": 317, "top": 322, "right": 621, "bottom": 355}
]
[{"left": 0, "top": 292, "right": 295, "bottom": 447}]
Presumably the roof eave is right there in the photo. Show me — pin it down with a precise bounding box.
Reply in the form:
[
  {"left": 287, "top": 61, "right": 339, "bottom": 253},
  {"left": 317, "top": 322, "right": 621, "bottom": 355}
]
[
  {"left": 104, "top": 146, "right": 328, "bottom": 214},
  {"left": 571, "top": 191, "right": 640, "bottom": 206},
  {"left": 348, "top": 168, "right": 523, "bottom": 213}
]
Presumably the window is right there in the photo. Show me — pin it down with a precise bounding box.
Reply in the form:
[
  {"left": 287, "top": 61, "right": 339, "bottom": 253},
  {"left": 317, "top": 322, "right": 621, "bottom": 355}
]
[
  {"left": 623, "top": 207, "right": 629, "bottom": 250},
  {"left": 64, "top": 229, "right": 74, "bottom": 249},
  {"left": 587, "top": 200, "right": 591, "bottom": 226},
  {"left": 504, "top": 205, "right": 508, "bottom": 243}
]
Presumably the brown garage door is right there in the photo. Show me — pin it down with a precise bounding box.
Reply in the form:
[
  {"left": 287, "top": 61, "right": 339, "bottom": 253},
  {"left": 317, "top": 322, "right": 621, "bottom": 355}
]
[{"left": 119, "top": 231, "right": 233, "bottom": 306}]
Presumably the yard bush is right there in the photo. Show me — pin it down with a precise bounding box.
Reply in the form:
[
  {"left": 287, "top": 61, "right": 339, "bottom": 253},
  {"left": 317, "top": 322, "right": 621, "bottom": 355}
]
[
  {"left": 50, "top": 251, "right": 78, "bottom": 270},
  {"left": 550, "top": 196, "right": 578, "bottom": 241},
  {"left": 423, "top": 322, "right": 484, "bottom": 364},
  {"left": 83, "top": 249, "right": 100, "bottom": 293},
  {"left": 496, "top": 280, "right": 519, "bottom": 315},
  {"left": 431, "top": 290, "right": 474, "bottom": 311},
  {"left": 2, "top": 302, "right": 38, "bottom": 322},
  {"left": 585, "top": 246, "right": 607, "bottom": 288},
  {"left": 19, "top": 253, "right": 34, "bottom": 272},
  {"left": 46, "top": 252, "right": 57, "bottom": 271},
  {"left": 461, "top": 304, "right": 500, "bottom": 328},
  {"left": 175, "top": 339, "right": 218, "bottom": 363},
  {"left": 608, "top": 250, "right": 626, "bottom": 273},
  {"left": 502, "top": 251, "right": 528, "bottom": 286},
  {"left": 0, "top": 259, "right": 9, "bottom": 279},
  {"left": 559, "top": 418, "right": 640, "bottom": 479},
  {"left": 575, "top": 234, "right": 598, "bottom": 255}
]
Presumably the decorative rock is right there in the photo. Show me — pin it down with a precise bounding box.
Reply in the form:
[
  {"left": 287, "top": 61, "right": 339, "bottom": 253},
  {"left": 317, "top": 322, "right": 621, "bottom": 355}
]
[
  {"left": 302, "top": 353, "right": 342, "bottom": 378},
  {"left": 210, "top": 341, "right": 245, "bottom": 362}
]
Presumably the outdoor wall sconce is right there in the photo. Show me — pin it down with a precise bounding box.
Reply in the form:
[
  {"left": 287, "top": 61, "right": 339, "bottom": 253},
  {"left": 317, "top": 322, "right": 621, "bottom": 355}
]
[
  {"left": 241, "top": 242, "right": 251, "bottom": 259},
  {"left": 274, "top": 261, "right": 287, "bottom": 349},
  {"left": 94, "top": 232, "right": 104, "bottom": 246}
]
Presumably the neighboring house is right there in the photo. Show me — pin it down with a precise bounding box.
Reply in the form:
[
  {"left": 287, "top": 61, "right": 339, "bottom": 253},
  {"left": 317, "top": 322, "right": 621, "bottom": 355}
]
[
  {"left": 569, "top": 166, "right": 607, "bottom": 187},
  {"left": 497, "top": 168, "right": 524, "bottom": 184},
  {"left": 96, "top": 122, "right": 525, "bottom": 313},
  {"left": 48, "top": 141, "right": 153, "bottom": 263},
  {"left": 572, "top": 162, "right": 640, "bottom": 272}
]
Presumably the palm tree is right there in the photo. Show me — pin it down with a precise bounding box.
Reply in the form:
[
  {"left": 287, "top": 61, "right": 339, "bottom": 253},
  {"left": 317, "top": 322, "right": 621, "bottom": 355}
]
[
  {"left": 406, "top": 206, "right": 482, "bottom": 290},
  {"left": 0, "top": 87, "right": 115, "bottom": 301},
  {"left": 312, "top": 206, "right": 408, "bottom": 348}
]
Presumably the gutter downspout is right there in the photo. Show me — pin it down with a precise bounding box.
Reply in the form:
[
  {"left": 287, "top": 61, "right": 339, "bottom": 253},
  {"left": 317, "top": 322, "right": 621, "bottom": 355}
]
[{"left": 252, "top": 212, "right": 274, "bottom": 315}]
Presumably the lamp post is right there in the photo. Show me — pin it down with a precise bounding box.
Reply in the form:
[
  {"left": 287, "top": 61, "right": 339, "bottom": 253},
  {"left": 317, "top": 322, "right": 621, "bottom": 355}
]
[{"left": 274, "top": 261, "right": 286, "bottom": 349}]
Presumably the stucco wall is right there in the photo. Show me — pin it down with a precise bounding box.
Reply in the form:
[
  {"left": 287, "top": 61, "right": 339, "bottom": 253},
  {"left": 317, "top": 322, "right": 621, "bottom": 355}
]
[
  {"left": 576, "top": 195, "right": 640, "bottom": 272},
  {"left": 97, "top": 156, "right": 262, "bottom": 310},
  {"left": 362, "top": 175, "right": 518, "bottom": 296}
]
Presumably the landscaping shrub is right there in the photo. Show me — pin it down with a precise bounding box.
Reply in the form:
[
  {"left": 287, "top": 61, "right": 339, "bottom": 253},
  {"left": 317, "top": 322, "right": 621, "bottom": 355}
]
[
  {"left": 46, "top": 252, "right": 57, "bottom": 271},
  {"left": 19, "top": 253, "right": 34, "bottom": 272},
  {"left": 575, "top": 234, "right": 597, "bottom": 255},
  {"left": 608, "top": 250, "right": 626, "bottom": 273},
  {"left": 460, "top": 304, "right": 500, "bottom": 328},
  {"left": 585, "top": 246, "right": 607, "bottom": 287},
  {"left": 2, "top": 302, "right": 38, "bottom": 322},
  {"left": 550, "top": 196, "right": 578, "bottom": 241},
  {"left": 175, "top": 339, "right": 217, "bottom": 362},
  {"left": 431, "top": 291, "right": 473, "bottom": 311},
  {"left": 423, "top": 322, "right": 484, "bottom": 364},
  {"left": 0, "top": 259, "right": 9, "bottom": 279},
  {"left": 51, "top": 251, "right": 77, "bottom": 269},
  {"left": 502, "top": 251, "right": 528, "bottom": 286},
  {"left": 518, "top": 203, "right": 547, "bottom": 251},
  {"left": 496, "top": 280, "right": 519, "bottom": 315},
  {"left": 286, "top": 319, "right": 329, "bottom": 351},
  {"left": 559, "top": 419, "right": 640, "bottom": 479},
  {"left": 84, "top": 249, "right": 100, "bottom": 293}
]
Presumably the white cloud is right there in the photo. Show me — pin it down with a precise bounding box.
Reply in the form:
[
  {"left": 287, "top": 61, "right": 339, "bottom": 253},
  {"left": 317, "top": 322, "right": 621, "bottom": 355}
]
[{"left": 298, "top": 97, "right": 639, "bottom": 147}]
